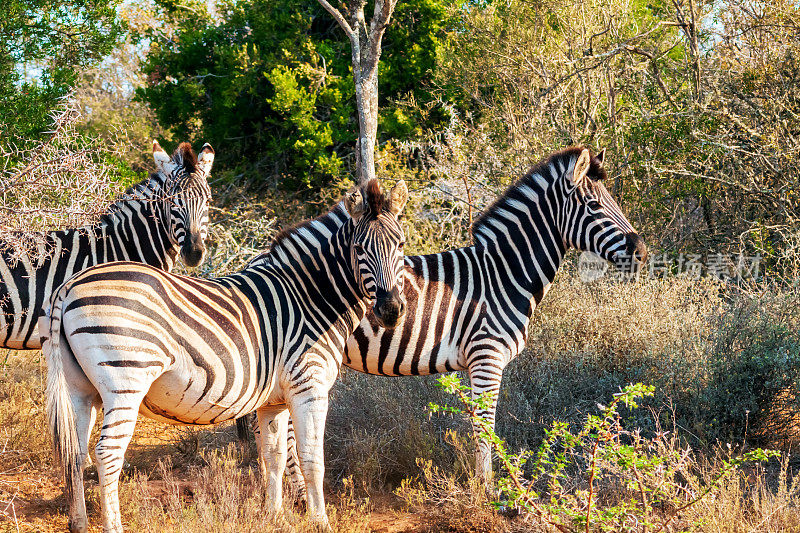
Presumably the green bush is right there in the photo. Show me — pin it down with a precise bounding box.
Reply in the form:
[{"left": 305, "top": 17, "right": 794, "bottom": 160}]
[
  {"left": 700, "top": 292, "right": 800, "bottom": 447},
  {"left": 425, "top": 378, "right": 778, "bottom": 533}
]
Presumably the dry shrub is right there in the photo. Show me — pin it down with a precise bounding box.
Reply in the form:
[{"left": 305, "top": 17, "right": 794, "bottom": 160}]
[
  {"left": 688, "top": 455, "right": 800, "bottom": 533},
  {"left": 0, "top": 98, "right": 123, "bottom": 262},
  {"left": 495, "top": 272, "right": 725, "bottom": 451},
  {"left": 190, "top": 200, "right": 278, "bottom": 278},
  {"left": 527, "top": 271, "right": 723, "bottom": 366},
  {"left": 325, "top": 371, "right": 473, "bottom": 492},
  {"left": 395, "top": 437, "right": 517, "bottom": 533},
  {"left": 700, "top": 286, "right": 800, "bottom": 448},
  {"left": 376, "top": 123, "right": 513, "bottom": 255}
]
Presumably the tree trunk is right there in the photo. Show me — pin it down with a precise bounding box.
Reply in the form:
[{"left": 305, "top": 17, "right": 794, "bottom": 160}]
[
  {"left": 352, "top": 33, "right": 380, "bottom": 183},
  {"left": 318, "top": 0, "right": 397, "bottom": 184}
]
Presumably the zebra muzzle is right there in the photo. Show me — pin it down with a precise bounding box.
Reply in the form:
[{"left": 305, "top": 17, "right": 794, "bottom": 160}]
[
  {"left": 181, "top": 238, "right": 206, "bottom": 267},
  {"left": 611, "top": 232, "right": 648, "bottom": 273},
  {"left": 373, "top": 287, "right": 406, "bottom": 329},
  {"left": 624, "top": 232, "right": 648, "bottom": 265}
]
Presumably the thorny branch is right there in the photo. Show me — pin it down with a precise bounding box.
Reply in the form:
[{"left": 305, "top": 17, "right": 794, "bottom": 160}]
[{"left": 0, "top": 96, "right": 122, "bottom": 262}]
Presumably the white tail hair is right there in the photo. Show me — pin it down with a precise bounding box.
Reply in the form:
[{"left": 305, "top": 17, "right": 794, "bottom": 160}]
[{"left": 41, "top": 292, "right": 81, "bottom": 505}]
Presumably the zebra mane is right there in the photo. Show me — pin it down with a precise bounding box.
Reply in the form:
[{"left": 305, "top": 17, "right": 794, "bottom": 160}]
[
  {"left": 471, "top": 146, "right": 606, "bottom": 236},
  {"left": 262, "top": 181, "right": 385, "bottom": 263},
  {"left": 172, "top": 142, "right": 198, "bottom": 175},
  {"left": 267, "top": 203, "right": 349, "bottom": 257},
  {"left": 364, "top": 179, "right": 385, "bottom": 213},
  {"left": 99, "top": 173, "right": 167, "bottom": 225}
]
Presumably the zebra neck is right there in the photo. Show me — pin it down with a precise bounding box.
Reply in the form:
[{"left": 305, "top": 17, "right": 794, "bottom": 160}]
[
  {"left": 97, "top": 199, "right": 178, "bottom": 270},
  {"left": 472, "top": 188, "right": 566, "bottom": 298},
  {"left": 264, "top": 221, "right": 366, "bottom": 336}
]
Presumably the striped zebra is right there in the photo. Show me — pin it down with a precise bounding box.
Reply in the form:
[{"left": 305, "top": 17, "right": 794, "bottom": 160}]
[
  {"left": 0, "top": 141, "right": 213, "bottom": 350},
  {"left": 41, "top": 178, "right": 409, "bottom": 532},
  {"left": 250, "top": 147, "right": 647, "bottom": 495}
]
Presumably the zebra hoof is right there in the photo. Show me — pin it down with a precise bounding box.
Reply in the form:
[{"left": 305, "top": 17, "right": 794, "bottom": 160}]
[{"left": 308, "top": 521, "right": 332, "bottom": 533}]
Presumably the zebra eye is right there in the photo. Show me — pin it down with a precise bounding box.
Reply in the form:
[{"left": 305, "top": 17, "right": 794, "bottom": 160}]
[
  {"left": 354, "top": 243, "right": 365, "bottom": 254},
  {"left": 398, "top": 242, "right": 405, "bottom": 250}
]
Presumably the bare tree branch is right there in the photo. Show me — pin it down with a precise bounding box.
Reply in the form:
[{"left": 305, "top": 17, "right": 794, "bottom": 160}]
[{"left": 317, "top": 0, "right": 356, "bottom": 42}]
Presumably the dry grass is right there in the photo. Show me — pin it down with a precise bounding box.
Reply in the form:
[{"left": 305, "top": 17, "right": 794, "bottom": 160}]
[
  {"left": 0, "top": 351, "right": 51, "bottom": 474},
  {"left": 528, "top": 270, "right": 723, "bottom": 365},
  {"left": 687, "top": 456, "right": 800, "bottom": 533},
  {"left": 119, "top": 448, "right": 374, "bottom": 533},
  {"left": 395, "top": 434, "right": 519, "bottom": 533}
]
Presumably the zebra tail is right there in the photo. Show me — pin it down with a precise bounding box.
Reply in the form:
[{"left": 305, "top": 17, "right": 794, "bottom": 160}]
[{"left": 42, "top": 290, "right": 80, "bottom": 504}]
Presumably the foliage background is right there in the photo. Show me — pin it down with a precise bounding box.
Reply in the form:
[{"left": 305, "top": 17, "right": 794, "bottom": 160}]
[{"left": 4, "top": 0, "right": 799, "bottom": 274}]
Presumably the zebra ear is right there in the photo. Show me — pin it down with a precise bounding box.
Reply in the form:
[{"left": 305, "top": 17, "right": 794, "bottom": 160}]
[
  {"left": 197, "top": 143, "right": 215, "bottom": 176},
  {"left": 345, "top": 189, "right": 366, "bottom": 220},
  {"left": 596, "top": 148, "right": 606, "bottom": 167},
  {"left": 153, "top": 140, "right": 174, "bottom": 174},
  {"left": 571, "top": 148, "right": 591, "bottom": 187},
  {"left": 388, "top": 180, "right": 408, "bottom": 216}
]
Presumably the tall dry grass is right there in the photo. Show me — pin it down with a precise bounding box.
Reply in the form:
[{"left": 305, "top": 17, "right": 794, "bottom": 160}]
[
  {"left": 0, "top": 351, "right": 51, "bottom": 473},
  {"left": 119, "top": 447, "right": 374, "bottom": 533}
]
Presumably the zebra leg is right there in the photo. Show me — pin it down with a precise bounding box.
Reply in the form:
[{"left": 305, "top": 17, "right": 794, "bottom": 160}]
[
  {"left": 285, "top": 416, "right": 308, "bottom": 504},
  {"left": 252, "top": 412, "right": 307, "bottom": 505},
  {"left": 255, "top": 405, "right": 290, "bottom": 513},
  {"left": 94, "top": 397, "right": 143, "bottom": 533},
  {"left": 467, "top": 357, "right": 504, "bottom": 487},
  {"left": 287, "top": 392, "right": 330, "bottom": 528},
  {"left": 65, "top": 393, "right": 97, "bottom": 533}
]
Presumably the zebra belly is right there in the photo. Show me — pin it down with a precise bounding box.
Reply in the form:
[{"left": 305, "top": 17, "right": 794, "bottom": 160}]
[{"left": 142, "top": 367, "right": 271, "bottom": 426}]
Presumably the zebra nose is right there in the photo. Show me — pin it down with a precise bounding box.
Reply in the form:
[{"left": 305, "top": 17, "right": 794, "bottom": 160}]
[
  {"left": 625, "top": 232, "right": 647, "bottom": 264},
  {"left": 373, "top": 288, "right": 406, "bottom": 329},
  {"left": 181, "top": 236, "right": 206, "bottom": 267}
]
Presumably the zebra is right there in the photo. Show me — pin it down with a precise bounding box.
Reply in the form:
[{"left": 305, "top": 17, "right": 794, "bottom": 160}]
[
  {"left": 41, "top": 178, "right": 409, "bottom": 532},
  {"left": 248, "top": 146, "right": 648, "bottom": 496},
  {"left": 0, "top": 140, "right": 213, "bottom": 350}
]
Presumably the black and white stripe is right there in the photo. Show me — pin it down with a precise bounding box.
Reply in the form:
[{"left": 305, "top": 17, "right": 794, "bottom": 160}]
[
  {"left": 42, "top": 179, "right": 409, "bottom": 532},
  {"left": 272, "top": 147, "right": 647, "bottom": 493},
  {"left": 0, "top": 141, "right": 213, "bottom": 349}
]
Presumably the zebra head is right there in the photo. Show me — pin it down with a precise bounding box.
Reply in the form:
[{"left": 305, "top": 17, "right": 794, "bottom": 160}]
[
  {"left": 153, "top": 141, "right": 214, "bottom": 267},
  {"left": 559, "top": 148, "right": 647, "bottom": 271},
  {"left": 344, "top": 179, "right": 408, "bottom": 328}
]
